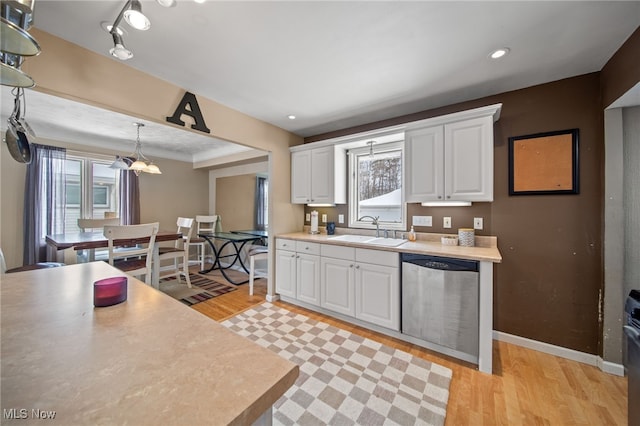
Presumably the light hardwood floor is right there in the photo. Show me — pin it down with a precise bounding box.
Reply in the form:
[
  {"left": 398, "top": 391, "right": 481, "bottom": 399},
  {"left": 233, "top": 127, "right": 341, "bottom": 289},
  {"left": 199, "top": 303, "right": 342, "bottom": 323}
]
[{"left": 191, "top": 269, "right": 629, "bottom": 425}]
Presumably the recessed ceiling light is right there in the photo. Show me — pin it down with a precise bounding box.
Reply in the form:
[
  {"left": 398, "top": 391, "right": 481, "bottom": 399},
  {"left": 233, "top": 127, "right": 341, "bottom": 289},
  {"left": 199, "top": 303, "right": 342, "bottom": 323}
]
[
  {"left": 288, "top": 115, "right": 296, "bottom": 120},
  {"left": 194, "top": 0, "right": 206, "bottom": 3},
  {"left": 489, "top": 48, "right": 510, "bottom": 59}
]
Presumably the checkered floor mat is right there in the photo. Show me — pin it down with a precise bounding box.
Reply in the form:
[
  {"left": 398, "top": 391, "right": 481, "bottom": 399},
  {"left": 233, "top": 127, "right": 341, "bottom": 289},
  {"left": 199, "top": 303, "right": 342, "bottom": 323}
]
[{"left": 222, "top": 303, "right": 452, "bottom": 426}]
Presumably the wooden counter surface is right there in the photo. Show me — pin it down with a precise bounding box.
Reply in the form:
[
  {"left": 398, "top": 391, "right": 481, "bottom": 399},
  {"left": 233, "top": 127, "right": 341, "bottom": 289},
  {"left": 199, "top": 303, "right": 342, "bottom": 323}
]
[
  {"left": 277, "top": 231, "right": 502, "bottom": 263},
  {"left": 0, "top": 262, "right": 298, "bottom": 425}
]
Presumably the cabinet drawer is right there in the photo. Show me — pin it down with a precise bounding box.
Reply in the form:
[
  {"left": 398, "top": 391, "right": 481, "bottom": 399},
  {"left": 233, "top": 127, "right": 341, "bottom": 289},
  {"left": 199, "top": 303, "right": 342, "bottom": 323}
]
[
  {"left": 356, "top": 248, "right": 399, "bottom": 267},
  {"left": 276, "top": 239, "right": 297, "bottom": 250},
  {"left": 296, "top": 241, "right": 320, "bottom": 255},
  {"left": 321, "top": 244, "right": 355, "bottom": 260}
]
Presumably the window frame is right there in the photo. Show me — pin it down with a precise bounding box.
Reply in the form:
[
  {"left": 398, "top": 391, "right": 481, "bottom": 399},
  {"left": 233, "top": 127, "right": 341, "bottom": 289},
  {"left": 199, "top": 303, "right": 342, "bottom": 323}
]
[
  {"left": 64, "top": 151, "right": 121, "bottom": 230},
  {"left": 348, "top": 140, "right": 406, "bottom": 231}
]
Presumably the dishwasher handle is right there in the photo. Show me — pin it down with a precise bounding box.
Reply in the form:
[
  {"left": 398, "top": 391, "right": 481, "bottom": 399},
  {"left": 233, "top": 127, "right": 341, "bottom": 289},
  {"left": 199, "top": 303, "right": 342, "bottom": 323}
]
[{"left": 401, "top": 253, "right": 478, "bottom": 272}]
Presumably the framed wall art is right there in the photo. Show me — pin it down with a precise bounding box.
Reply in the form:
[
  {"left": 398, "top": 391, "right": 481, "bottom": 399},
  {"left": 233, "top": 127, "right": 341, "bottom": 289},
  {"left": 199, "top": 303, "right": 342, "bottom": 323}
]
[{"left": 508, "top": 128, "right": 579, "bottom": 195}]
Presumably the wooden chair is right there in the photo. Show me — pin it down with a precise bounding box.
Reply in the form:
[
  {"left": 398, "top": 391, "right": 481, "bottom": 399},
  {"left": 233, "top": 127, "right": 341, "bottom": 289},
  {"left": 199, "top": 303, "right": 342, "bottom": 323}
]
[
  {"left": 0, "top": 247, "right": 65, "bottom": 274},
  {"left": 158, "top": 217, "right": 194, "bottom": 287},
  {"left": 248, "top": 246, "right": 268, "bottom": 296},
  {"left": 103, "top": 223, "right": 159, "bottom": 285},
  {"left": 187, "top": 215, "right": 219, "bottom": 269},
  {"left": 78, "top": 217, "right": 121, "bottom": 262}
]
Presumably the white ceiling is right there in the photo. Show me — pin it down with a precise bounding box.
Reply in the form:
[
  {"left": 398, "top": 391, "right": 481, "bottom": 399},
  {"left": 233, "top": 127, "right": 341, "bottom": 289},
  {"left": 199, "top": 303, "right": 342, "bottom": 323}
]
[{"left": 2, "top": 1, "right": 639, "bottom": 163}]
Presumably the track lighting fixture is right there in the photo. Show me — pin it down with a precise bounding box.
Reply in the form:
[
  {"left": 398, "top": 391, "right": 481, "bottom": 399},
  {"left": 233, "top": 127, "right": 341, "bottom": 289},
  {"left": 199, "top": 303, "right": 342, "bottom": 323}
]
[{"left": 107, "top": 0, "right": 176, "bottom": 60}]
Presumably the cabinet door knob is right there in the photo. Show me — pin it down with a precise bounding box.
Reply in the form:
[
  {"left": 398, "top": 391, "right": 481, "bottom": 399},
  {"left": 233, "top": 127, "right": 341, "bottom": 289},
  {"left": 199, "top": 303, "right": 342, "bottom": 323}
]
[
  {"left": 437, "top": 195, "right": 442, "bottom": 199},
  {"left": 447, "top": 195, "right": 451, "bottom": 199},
  {"left": 356, "top": 265, "right": 360, "bottom": 269},
  {"left": 290, "top": 254, "right": 295, "bottom": 258}
]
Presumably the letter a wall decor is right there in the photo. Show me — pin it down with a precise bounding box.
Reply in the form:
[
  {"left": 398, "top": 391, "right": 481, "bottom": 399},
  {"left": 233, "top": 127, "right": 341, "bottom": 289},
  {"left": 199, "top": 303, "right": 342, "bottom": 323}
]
[{"left": 166, "top": 91, "right": 211, "bottom": 134}]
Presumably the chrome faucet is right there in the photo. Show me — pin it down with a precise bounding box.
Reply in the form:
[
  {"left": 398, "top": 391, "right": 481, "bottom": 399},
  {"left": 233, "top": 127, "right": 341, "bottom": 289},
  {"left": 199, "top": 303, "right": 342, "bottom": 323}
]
[{"left": 358, "top": 215, "right": 380, "bottom": 237}]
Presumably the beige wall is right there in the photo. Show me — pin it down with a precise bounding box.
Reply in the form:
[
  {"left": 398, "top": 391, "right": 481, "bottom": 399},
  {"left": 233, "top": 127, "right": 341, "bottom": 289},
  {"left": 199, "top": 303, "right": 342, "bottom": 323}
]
[
  {"left": 216, "top": 174, "right": 257, "bottom": 232},
  {"left": 2, "top": 29, "right": 304, "bottom": 296},
  {"left": 0, "top": 138, "right": 209, "bottom": 269}
]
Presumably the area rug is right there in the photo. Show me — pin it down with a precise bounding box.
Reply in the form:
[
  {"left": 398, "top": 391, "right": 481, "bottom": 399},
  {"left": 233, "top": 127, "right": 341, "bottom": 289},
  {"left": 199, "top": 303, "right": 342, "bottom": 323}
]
[
  {"left": 159, "top": 273, "right": 237, "bottom": 306},
  {"left": 222, "top": 303, "right": 452, "bottom": 426}
]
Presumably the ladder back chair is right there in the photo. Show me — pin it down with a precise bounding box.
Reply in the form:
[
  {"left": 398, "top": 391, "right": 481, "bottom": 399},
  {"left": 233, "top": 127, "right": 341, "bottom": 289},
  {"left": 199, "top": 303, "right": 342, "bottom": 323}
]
[
  {"left": 188, "top": 215, "right": 219, "bottom": 269},
  {"left": 158, "top": 217, "right": 194, "bottom": 287},
  {"left": 77, "top": 217, "right": 121, "bottom": 262},
  {"left": 103, "top": 222, "right": 159, "bottom": 285}
]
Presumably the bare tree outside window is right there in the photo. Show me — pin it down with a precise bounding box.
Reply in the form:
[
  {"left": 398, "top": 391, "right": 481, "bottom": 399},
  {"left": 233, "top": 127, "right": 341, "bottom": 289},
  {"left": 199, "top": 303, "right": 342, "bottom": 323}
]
[{"left": 355, "top": 147, "right": 403, "bottom": 223}]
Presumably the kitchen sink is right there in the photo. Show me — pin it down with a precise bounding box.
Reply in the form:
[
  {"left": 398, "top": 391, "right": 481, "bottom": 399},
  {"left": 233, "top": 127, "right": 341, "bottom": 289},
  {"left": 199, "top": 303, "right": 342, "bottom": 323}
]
[
  {"left": 365, "top": 237, "right": 408, "bottom": 247},
  {"left": 327, "top": 235, "right": 408, "bottom": 247},
  {"left": 327, "top": 235, "right": 376, "bottom": 243}
]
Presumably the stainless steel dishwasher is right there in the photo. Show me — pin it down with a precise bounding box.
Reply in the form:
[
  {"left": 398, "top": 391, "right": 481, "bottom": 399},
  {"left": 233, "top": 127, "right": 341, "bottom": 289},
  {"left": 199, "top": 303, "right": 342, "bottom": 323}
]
[
  {"left": 625, "top": 289, "right": 640, "bottom": 426},
  {"left": 401, "top": 253, "right": 479, "bottom": 358}
]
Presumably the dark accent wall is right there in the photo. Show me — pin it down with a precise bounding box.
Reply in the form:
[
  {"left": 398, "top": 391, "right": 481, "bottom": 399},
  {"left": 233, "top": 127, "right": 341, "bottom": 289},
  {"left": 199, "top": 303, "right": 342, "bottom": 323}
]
[
  {"left": 301, "top": 27, "right": 640, "bottom": 354},
  {"left": 304, "top": 73, "right": 604, "bottom": 354},
  {"left": 601, "top": 26, "right": 640, "bottom": 108}
]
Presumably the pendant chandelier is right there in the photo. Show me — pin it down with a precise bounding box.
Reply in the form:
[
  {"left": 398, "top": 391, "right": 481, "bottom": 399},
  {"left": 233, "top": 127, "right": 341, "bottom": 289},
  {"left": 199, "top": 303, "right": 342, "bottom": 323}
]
[{"left": 110, "top": 122, "right": 162, "bottom": 175}]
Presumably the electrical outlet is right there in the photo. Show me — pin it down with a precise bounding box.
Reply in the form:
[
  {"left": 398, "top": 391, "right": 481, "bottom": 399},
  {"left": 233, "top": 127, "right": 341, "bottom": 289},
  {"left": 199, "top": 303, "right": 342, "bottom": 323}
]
[
  {"left": 443, "top": 217, "right": 452, "bottom": 228},
  {"left": 305, "top": 213, "right": 310, "bottom": 222},
  {"left": 338, "top": 214, "right": 344, "bottom": 224},
  {"left": 474, "top": 217, "right": 483, "bottom": 230},
  {"left": 321, "top": 214, "right": 327, "bottom": 223},
  {"left": 412, "top": 216, "right": 432, "bottom": 226}
]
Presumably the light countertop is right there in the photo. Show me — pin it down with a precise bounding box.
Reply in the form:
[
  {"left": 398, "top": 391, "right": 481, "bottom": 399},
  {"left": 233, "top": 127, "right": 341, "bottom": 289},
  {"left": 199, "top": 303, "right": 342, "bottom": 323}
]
[
  {"left": 0, "top": 262, "right": 298, "bottom": 425},
  {"left": 277, "top": 230, "right": 502, "bottom": 263}
]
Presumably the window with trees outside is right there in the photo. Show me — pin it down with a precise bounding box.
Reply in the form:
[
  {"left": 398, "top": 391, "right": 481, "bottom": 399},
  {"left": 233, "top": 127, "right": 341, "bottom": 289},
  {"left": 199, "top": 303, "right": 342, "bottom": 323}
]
[
  {"left": 64, "top": 152, "right": 120, "bottom": 232},
  {"left": 349, "top": 140, "right": 405, "bottom": 230}
]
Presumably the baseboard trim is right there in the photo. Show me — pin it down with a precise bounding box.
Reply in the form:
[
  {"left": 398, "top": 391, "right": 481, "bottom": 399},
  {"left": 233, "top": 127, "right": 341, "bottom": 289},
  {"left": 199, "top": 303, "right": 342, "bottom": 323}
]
[
  {"left": 493, "top": 331, "right": 624, "bottom": 376},
  {"left": 597, "top": 357, "right": 626, "bottom": 376}
]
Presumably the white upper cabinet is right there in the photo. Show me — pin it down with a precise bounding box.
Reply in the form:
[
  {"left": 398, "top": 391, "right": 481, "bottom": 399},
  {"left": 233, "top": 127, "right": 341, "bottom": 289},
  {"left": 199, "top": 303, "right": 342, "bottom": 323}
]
[
  {"left": 405, "top": 104, "right": 501, "bottom": 203},
  {"left": 404, "top": 125, "right": 444, "bottom": 201},
  {"left": 291, "top": 146, "right": 346, "bottom": 204}
]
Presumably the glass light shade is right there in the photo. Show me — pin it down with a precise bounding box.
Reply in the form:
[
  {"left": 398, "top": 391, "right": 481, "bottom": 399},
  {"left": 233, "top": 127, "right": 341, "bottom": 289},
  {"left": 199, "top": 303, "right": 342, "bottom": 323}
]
[
  {"left": 144, "top": 163, "right": 162, "bottom": 174},
  {"left": 110, "top": 43, "right": 132, "bottom": 60},
  {"left": 109, "top": 157, "right": 129, "bottom": 169},
  {"left": 124, "top": 1, "right": 150, "bottom": 31},
  {"left": 129, "top": 159, "right": 147, "bottom": 171}
]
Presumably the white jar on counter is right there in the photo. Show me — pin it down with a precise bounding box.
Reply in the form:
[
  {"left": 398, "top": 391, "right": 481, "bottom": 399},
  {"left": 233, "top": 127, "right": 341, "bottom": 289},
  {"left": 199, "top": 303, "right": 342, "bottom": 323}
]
[{"left": 458, "top": 228, "right": 475, "bottom": 247}]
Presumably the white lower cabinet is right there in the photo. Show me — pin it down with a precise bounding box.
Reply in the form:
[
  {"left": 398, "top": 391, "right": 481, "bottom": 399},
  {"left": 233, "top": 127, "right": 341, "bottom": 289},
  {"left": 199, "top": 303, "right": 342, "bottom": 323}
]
[
  {"left": 275, "top": 239, "right": 320, "bottom": 306},
  {"left": 320, "top": 244, "right": 400, "bottom": 331},
  {"left": 276, "top": 239, "right": 400, "bottom": 331},
  {"left": 355, "top": 262, "right": 399, "bottom": 331},
  {"left": 320, "top": 256, "right": 355, "bottom": 316},
  {"left": 296, "top": 252, "right": 320, "bottom": 306}
]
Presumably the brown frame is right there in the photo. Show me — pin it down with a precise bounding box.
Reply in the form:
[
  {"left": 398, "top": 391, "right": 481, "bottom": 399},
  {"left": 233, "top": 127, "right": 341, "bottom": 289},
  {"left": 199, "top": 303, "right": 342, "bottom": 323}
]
[{"left": 508, "top": 129, "right": 579, "bottom": 195}]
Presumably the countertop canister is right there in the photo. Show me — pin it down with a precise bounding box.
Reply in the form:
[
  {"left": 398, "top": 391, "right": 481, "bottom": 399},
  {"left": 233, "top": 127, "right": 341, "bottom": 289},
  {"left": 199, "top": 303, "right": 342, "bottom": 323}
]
[{"left": 458, "top": 228, "right": 475, "bottom": 247}]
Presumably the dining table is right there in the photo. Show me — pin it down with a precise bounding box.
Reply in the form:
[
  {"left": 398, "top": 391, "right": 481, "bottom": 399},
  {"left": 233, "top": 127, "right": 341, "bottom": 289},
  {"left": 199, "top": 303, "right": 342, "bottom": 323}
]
[
  {"left": 45, "top": 230, "right": 181, "bottom": 288},
  {"left": 0, "top": 261, "right": 298, "bottom": 425},
  {"left": 231, "top": 229, "right": 268, "bottom": 246},
  {"left": 197, "top": 231, "right": 265, "bottom": 285}
]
